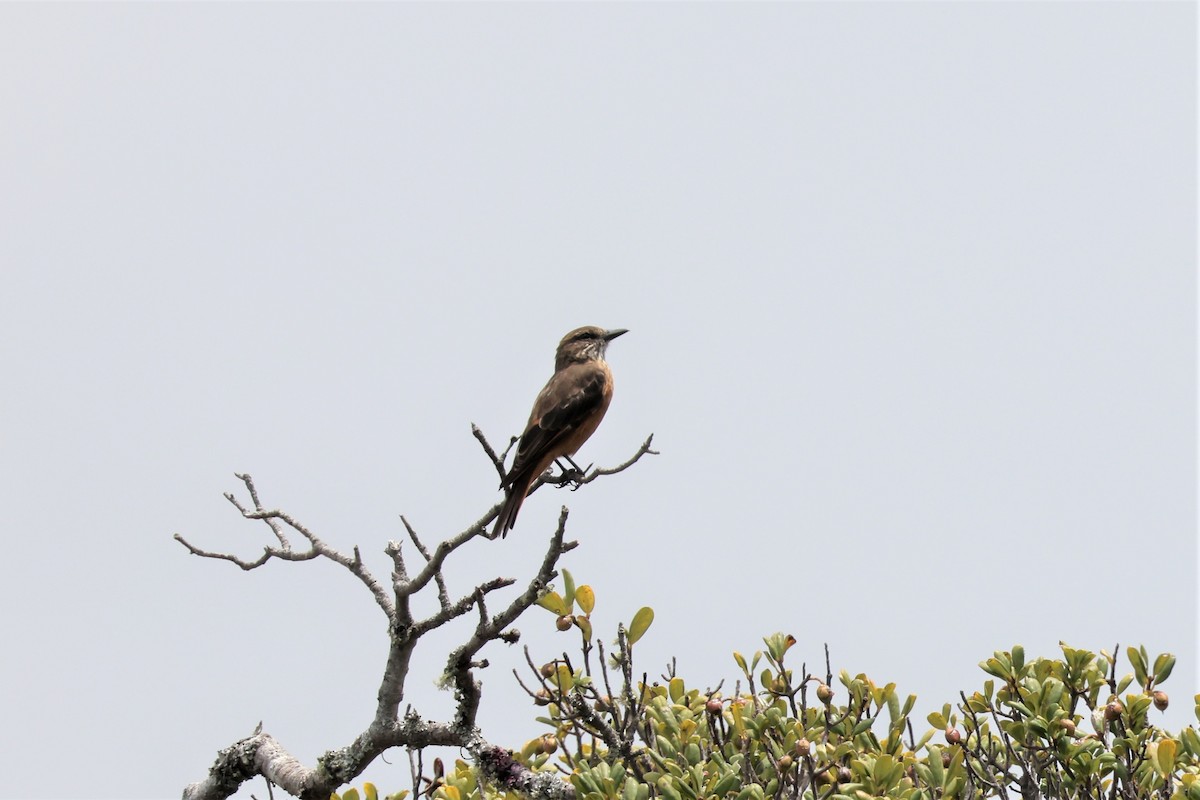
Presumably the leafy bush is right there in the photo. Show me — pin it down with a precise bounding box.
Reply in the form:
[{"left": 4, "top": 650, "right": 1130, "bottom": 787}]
[{"left": 351, "top": 573, "right": 1197, "bottom": 800}]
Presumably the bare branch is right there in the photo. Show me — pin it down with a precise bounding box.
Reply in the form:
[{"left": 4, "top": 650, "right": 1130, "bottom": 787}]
[
  {"left": 175, "top": 475, "right": 396, "bottom": 623},
  {"left": 402, "top": 516, "right": 451, "bottom": 611},
  {"left": 180, "top": 430, "right": 654, "bottom": 800},
  {"left": 472, "top": 423, "right": 508, "bottom": 485},
  {"left": 173, "top": 534, "right": 284, "bottom": 570},
  {"left": 581, "top": 434, "right": 658, "bottom": 484},
  {"left": 230, "top": 473, "right": 290, "bottom": 549},
  {"left": 474, "top": 430, "right": 658, "bottom": 530}
]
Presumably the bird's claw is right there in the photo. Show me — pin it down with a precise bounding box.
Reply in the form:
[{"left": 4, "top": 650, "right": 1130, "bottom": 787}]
[{"left": 552, "top": 466, "right": 587, "bottom": 490}]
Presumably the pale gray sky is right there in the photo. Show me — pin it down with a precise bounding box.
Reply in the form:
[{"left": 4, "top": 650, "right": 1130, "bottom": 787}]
[{"left": 0, "top": 3, "right": 1194, "bottom": 799}]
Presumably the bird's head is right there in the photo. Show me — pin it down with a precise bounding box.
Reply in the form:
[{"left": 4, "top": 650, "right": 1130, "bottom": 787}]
[{"left": 555, "top": 326, "right": 627, "bottom": 369}]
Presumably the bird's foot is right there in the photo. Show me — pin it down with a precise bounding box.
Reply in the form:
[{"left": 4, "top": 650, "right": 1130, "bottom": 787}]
[{"left": 551, "top": 466, "right": 588, "bottom": 490}]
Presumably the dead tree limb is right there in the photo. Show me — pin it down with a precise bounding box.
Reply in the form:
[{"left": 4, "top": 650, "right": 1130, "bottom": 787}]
[{"left": 176, "top": 428, "right": 656, "bottom": 800}]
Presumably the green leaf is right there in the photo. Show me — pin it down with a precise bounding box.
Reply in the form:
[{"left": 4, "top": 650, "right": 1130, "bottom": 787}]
[
  {"left": 711, "top": 772, "right": 741, "bottom": 797},
  {"left": 562, "top": 569, "right": 577, "bottom": 610},
  {"left": 628, "top": 607, "right": 655, "bottom": 645},
  {"left": 1043, "top": 680, "right": 1065, "bottom": 711},
  {"left": 1127, "top": 647, "right": 1148, "bottom": 688},
  {"left": 343, "top": 790, "right": 360, "bottom": 800},
  {"left": 576, "top": 585, "right": 596, "bottom": 615},
  {"left": 1153, "top": 653, "right": 1176, "bottom": 685},
  {"left": 928, "top": 747, "right": 945, "bottom": 787},
  {"left": 980, "top": 658, "right": 1010, "bottom": 681},
  {"left": 656, "top": 776, "right": 682, "bottom": 800},
  {"left": 762, "top": 632, "right": 795, "bottom": 663},
  {"left": 912, "top": 729, "right": 935, "bottom": 750},
  {"left": 1181, "top": 727, "right": 1200, "bottom": 756},
  {"left": 364, "top": 785, "right": 378, "bottom": 800},
  {"left": 576, "top": 615, "right": 592, "bottom": 641}
]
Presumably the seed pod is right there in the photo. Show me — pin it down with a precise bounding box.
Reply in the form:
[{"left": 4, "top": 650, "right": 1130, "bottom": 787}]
[
  {"left": 1104, "top": 700, "right": 1124, "bottom": 722},
  {"left": 555, "top": 615, "right": 574, "bottom": 631},
  {"left": 705, "top": 698, "right": 723, "bottom": 715},
  {"left": 816, "top": 684, "right": 834, "bottom": 704},
  {"left": 794, "top": 738, "right": 811, "bottom": 757},
  {"left": 945, "top": 727, "right": 962, "bottom": 745},
  {"left": 534, "top": 688, "right": 551, "bottom": 706},
  {"left": 1153, "top": 691, "right": 1169, "bottom": 711},
  {"left": 541, "top": 734, "right": 558, "bottom": 754}
]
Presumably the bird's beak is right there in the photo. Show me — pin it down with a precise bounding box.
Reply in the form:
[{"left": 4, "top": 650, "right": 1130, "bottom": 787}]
[{"left": 604, "top": 328, "right": 629, "bottom": 341}]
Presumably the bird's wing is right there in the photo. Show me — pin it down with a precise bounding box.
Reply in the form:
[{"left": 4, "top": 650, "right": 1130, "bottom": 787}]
[{"left": 503, "top": 363, "right": 607, "bottom": 489}]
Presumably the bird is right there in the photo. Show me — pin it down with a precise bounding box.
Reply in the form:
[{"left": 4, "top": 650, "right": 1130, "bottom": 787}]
[{"left": 493, "top": 326, "right": 628, "bottom": 537}]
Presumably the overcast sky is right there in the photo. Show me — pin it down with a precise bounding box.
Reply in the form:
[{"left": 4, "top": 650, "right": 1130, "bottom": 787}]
[{"left": 0, "top": 3, "right": 1194, "bottom": 799}]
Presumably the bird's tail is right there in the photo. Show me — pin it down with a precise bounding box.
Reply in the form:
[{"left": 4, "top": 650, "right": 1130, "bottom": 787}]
[{"left": 493, "top": 475, "right": 531, "bottom": 538}]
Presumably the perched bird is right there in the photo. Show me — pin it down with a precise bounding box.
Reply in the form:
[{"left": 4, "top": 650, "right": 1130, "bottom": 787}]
[{"left": 493, "top": 326, "right": 628, "bottom": 537}]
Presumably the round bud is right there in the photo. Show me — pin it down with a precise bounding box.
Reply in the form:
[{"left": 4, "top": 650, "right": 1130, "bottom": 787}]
[
  {"left": 794, "top": 738, "right": 811, "bottom": 758},
  {"left": 944, "top": 726, "right": 962, "bottom": 745},
  {"left": 816, "top": 684, "right": 834, "bottom": 704},
  {"left": 1059, "top": 719, "right": 1076, "bottom": 735},
  {"left": 705, "top": 698, "right": 723, "bottom": 715},
  {"left": 941, "top": 751, "right": 952, "bottom": 768},
  {"left": 777, "top": 755, "right": 793, "bottom": 772},
  {"left": 540, "top": 663, "right": 556, "bottom": 679},
  {"left": 1104, "top": 700, "right": 1124, "bottom": 722},
  {"left": 555, "top": 615, "right": 574, "bottom": 631},
  {"left": 1153, "top": 691, "right": 1169, "bottom": 711},
  {"left": 534, "top": 688, "right": 551, "bottom": 706},
  {"left": 541, "top": 735, "right": 558, "bottom": 754},
  {"left": 837, "top": 767, "right": 852, "bottom": 783}
]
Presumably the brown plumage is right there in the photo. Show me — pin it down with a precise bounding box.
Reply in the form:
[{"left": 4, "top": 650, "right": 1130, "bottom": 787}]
[{"left": 493, "top": 326, "right": 628, "bottom": 537}]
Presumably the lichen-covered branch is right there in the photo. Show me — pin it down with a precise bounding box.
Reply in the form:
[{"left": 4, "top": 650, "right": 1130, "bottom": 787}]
[{"left": 446, "top": 507, "right": 577, "bottom": 729}]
